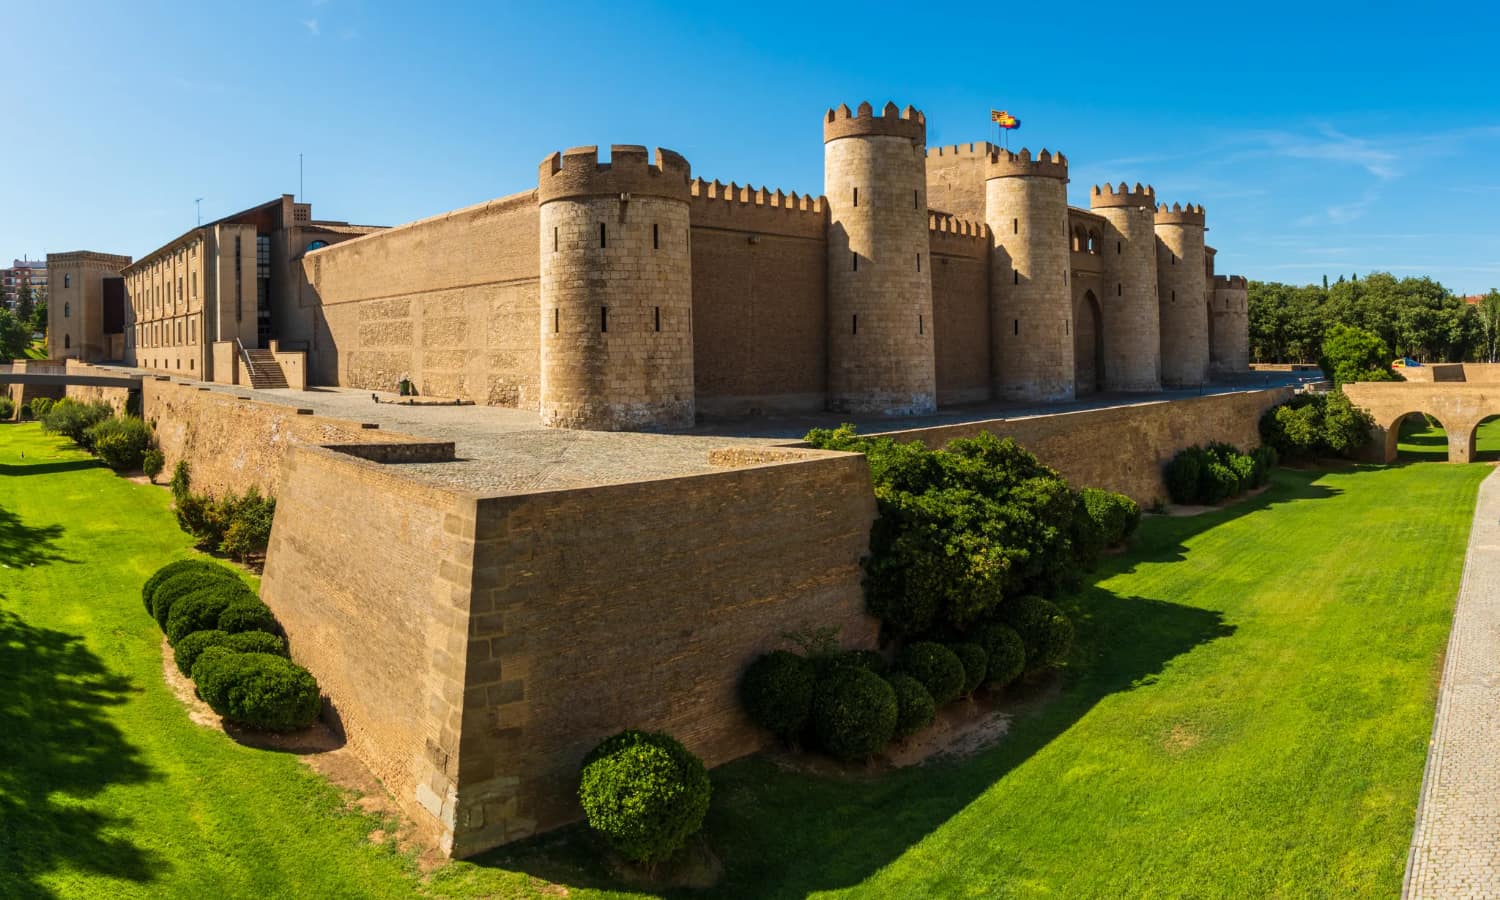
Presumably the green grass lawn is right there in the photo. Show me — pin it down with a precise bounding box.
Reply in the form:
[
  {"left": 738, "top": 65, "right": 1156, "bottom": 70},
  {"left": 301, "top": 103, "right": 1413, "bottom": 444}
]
[
  {"left": 1, "top": 422, "right": 1488, "bottom": 898},
  {"left": 1398, "top": 415, "right": 1500, "bottom": 461}
]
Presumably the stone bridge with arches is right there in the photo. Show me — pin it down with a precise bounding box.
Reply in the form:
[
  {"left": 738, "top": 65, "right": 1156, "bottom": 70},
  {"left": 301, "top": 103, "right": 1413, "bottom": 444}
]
[{"left": 1344, "top": 374, "right": 1500, "bottom": 463}]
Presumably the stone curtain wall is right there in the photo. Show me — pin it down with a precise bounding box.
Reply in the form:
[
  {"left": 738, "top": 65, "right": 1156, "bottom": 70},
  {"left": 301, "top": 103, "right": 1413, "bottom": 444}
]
[
  {"left": 61, "top": 361, "right": 133, "bottom": 413},
  {"left": 451, "top": 448, "right": 878, "bottom": 854},
  {"left": 304, "top": 191, "right": 541, "bottom": 406},
  {"left": 142, "top": 378, "right": 426, "bottom": 497},
  {"left": 259, "top": 445, "right": 478, "bottom": 855},
  {"left": 689, "top": 183, "right": 830, "bottom": 416},
  {"left": 868, "top": 387, "right": 1294, "bottom": 503},
  {"left": 929, "top": 217, "right": 991, "bottom": 405}
]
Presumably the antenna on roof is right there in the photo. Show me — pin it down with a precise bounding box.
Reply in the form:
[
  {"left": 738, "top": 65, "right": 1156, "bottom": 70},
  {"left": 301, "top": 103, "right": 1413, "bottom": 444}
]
[
  {"left": 195, "top": 198, "right": 203, "bottom": 226},
  {"left": 299, "top": 153, "right": 304, "bottom": 202}
]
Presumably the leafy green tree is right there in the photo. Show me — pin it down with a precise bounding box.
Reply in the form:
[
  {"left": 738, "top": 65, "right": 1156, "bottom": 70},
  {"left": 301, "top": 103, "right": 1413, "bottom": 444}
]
[
  {"left": 1476, "top": 291, "right": 1500, "bottom": 363},
  {"left": 28, "top": 298, "right": 46, "bottom": 337},
  {"left": 0, "top": 307, "right": 31, "bottom": 360},
  {"left": 14, "top": 284, "right": 33, "bottom": 323},
  {"left": 1319, "top": 323, "right": 1394, "bottom": 385}
]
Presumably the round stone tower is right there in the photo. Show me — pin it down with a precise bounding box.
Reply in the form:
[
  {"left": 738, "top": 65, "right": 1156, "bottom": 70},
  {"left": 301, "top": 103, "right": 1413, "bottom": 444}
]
[
  {"left": 1155, "top": 202, "right": 1210, "bottom": 387},
  {"left": 537, "top": 145, "right": 694, "bottom": 430},
  {"left": 1090, "top": 183, "right": 1162, "bottom": 392},
  {"left": 984, "top": 148, "right": 1073, "bottom": 402},
  {"left": 1210, "top": 274, "right": 1250, "bottom": 376},
  {"left": 823, "top": 101, "right": 937, "bottom": 415}
]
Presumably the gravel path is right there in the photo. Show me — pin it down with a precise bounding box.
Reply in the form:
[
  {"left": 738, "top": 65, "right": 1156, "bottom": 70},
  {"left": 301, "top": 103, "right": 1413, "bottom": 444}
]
[{"left": 1405, "top": 466, "right": 1500, "bottom": 898}]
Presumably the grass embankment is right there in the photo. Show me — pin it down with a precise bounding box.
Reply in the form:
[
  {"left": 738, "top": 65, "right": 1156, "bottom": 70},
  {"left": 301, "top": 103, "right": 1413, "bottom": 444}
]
[
  {"left": 0, "top": 422, "right": 1487, "bottom": 897},
  {"left": 24, "top": 339, "right": 48, "bottom": 360},
  {"left": 1399, "top": 414, "right": 1500, "bottom": 461}
]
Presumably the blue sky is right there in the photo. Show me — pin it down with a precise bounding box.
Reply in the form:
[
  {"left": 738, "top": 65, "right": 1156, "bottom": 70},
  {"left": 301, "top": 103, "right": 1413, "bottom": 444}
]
[{"left": 8, "top": 1, "right": 1500, "bottom": 293}]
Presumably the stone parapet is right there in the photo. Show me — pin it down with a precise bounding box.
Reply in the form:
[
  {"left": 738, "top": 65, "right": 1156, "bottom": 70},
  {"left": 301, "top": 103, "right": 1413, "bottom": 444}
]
[
  {"left": 537, "top": 145, "right": 691, "bottom": 205},
  {"left": 823, "top": 101, "right": 926, "bottom": 143}
]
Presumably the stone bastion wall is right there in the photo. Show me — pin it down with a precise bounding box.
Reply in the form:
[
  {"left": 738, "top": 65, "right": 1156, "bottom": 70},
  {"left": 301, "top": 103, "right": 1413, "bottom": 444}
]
[
  {"left": 862, "top": 386, "right": 1294, "bottom": 504},
  {"left": 140, "top": 378, "right": 432, "bottom": 497},
  {"left": 259, "top": 442, "right": 879, "bottom": 857}
]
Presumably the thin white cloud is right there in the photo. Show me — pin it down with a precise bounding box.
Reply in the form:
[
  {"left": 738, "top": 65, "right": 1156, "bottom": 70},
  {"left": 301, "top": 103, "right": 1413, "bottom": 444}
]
[{"left": 303, "top": 18, "right": 320, "bottom": 36}]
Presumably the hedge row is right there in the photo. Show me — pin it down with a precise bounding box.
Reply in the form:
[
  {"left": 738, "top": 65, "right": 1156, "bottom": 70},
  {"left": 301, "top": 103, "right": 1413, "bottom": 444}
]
[
  {"left": 141, "top": 559, "right": 319, "bottom": 732},
  {"left": 740, "top": 602, "right": 1070, "bottom": 762},
  {"left": 1163, "top": 442, "right": 1276, "bottom": 506}
]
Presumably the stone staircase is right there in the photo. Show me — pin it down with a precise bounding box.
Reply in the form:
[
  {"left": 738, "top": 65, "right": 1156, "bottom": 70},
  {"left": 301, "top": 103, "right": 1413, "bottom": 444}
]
[{"left": 243, "top": 349, "right": 289, "bottom": 389}]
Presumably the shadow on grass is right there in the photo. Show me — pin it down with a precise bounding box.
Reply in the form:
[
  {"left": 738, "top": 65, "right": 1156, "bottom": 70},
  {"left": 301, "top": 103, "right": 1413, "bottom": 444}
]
[
  {"left": 462, "top": 467, "right": 1364, "bottom": 897},
  {"left": 474, "top": 597, "right": 1238, "bottom": 898},
  {"left": 0, "top": 505, "right": 76, "bottom": 567},
  {"left": 0, "top": 460, "right": 102, "bottom": 477},
  {"left": 1112, "top": 467, "right": 1342, "bottom": 573},
  {"left": 0, "top": 606, "right": 166, "bottom": 898}
]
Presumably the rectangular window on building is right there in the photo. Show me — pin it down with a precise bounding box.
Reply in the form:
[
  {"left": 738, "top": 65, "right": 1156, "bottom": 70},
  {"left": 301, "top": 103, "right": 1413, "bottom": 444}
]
[
  {"left": 654, "top": 306, "right": 661, "bottom": 331},
  {"left": 852, "top": 314, "right": 858, "bottom": 335},
  {"left": 601, "top": 306, "right": 608, "bottom": 332},
  {"left": 653, "top": 224, "right": 659, "bottom": 250},
  {"left": 853, "top": 188, "right": 858, "bottom": 207},
  {"left": 600, "top": 224, "right": 607, "bottom": 248}
]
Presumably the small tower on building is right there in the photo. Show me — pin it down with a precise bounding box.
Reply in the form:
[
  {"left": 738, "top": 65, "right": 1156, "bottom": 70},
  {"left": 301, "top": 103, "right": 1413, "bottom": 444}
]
[
  {"left": 823, "top": 101, "right": 937, "bottom": 415},
  {"left": 985, "top": 148, "right": 1074, "bottom": 402},
  {"left": 1089, "top": 183, "right": 1162, "bottom": 391},
  {"left": 1155, "top": 203, "right": 1210, "bottom": 387},
  {"left": 536, "top": 145, "right": 695, "bottom": 430}
]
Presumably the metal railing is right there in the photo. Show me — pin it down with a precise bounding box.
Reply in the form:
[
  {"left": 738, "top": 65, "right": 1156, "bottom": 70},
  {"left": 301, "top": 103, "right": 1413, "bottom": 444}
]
[{"left": 236, "top": 338, "right": 258, "bottom": 384}]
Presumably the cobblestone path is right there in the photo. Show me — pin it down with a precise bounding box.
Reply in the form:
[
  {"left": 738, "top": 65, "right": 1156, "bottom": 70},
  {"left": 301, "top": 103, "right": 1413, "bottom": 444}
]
[{"left": 1406, "top": 466, "right": 1500, "bottom": 898}]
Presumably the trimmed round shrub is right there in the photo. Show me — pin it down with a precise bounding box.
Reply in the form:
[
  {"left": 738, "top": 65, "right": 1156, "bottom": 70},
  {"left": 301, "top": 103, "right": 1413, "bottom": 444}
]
[
  {"left": 578, "top": 730, "right": 711, "bottom": 864},
  {"left": 896, "top": 641, "right": 965, "bottom": 706},
  {"left": 1164, "top": 446, "right": 1208, "bottom": 504},
  {"left": 0, "top": 396, "right": 14, "bottom": 420},
  {"left": 739, "top": 650, "right": 814, "bottom": 740},
  {"left": 218, "top": 596, "right": 280, "bottom": 636},
  {"left": 142, "top": 558, "right": 229, "bottom": 617},
  {"left": 1082, "top": 488, "right": 1141, "bottom": 546},
  {"left": 811, "top": 666, "right": 897, "bottom": 760},
  {"left": 1000, "top": 596, "right": 1074, "bottom": 671},
  {"left": 973, "top": 621, "right": 1026, "bottom": 688},
  {"left": 165, "top": 580, "right": 255, "bottom": 645},
  {"left": 948, "top": 642, "right": 987, "bottom": 697},
  {"left": 191, "top": 650, "right": 322, "bottom": 731},
  {"left": 151, "top": 566, "right": 241, "bottom": 630},
  {"left": 886, "top": 673, "right": 935, "bottom": 740},
  {"left": 174, "top": 628, "right": 287, "bottom": 676}
]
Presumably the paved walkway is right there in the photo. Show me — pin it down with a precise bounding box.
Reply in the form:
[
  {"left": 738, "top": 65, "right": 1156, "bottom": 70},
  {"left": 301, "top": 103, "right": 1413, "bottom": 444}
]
[{"left": 1406, "top": 466, "right": 1500, "bottom": 897}]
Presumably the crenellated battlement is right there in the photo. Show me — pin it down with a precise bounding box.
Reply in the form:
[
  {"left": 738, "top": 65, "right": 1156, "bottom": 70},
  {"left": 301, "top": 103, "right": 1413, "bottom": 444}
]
[
  {"left": 537, "top": 144, "right": 692, "bottom": 205},
  {"left": 1155, "top": 202, "right": 1206, "bottom": 226},
  {"left": 688, "top": 178, "right": 827, "bottom": 238},
  {"left": 926, "top": 141, "right": 997, "bottom": 159},
  {"left": 1090, "top": 182, "right": 1156, "bottom": 209},
  {"left": 823, "top": 101, "right": 926, "bottom": 144},
  {"left": 928, "top": 213, "right": 988, "bottom": 239},
  {"left": 986, "top": 147, "right": 1069, "bottom": 181},
  {"left": 690, "top": 178, "right": 826, "bottom": 213},
  {"left": 1214, "top": 274, "right": 1248, "bottom": 290}
]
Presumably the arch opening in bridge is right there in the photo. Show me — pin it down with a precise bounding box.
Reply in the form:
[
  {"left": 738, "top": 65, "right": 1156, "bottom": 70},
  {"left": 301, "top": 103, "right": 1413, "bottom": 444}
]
[
  {"left": 1471, "top": 415, "right": 1500, "bottom": 462},
  {"left": 1394, "top": 412, "right": 1450, "bottom": 463}
]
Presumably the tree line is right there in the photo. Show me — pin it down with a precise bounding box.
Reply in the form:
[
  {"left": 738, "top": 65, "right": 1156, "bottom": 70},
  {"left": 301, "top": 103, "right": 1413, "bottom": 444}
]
[{"left": 1249, "top": 272, "right": 1500, "bottom": 364}]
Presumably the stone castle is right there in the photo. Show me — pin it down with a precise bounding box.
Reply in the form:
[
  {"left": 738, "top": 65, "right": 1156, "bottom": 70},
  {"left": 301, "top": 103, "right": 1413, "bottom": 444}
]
[{"left": 56, "top": 101, "right": 1249, "bottom": 428}]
